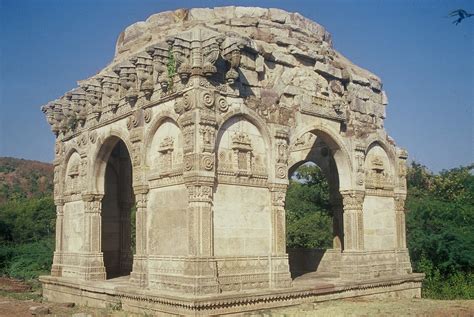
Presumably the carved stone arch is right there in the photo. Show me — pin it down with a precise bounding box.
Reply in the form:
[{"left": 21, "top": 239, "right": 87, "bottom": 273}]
[
  {"left": 289, "top": 124, "right": 352, "bottom": 190},
  {"left": 143, "top": 112, "right": 181, "bottom": 168},
  {"left": 90, "top": 130, "right": 134, "bottom": 194}
]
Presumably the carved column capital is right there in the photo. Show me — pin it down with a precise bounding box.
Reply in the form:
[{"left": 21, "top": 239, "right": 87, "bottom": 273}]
[
  {"left": 394, "top": 194, "right": 406, "bottom": 212},
  {"left": 269, "top": 184, "right": 288, "bottom": 207},
  {"left": 82, "top": 193, "right": 103, "bottom": 214},
  {"left": 133, "top": 184, "right": 149, "bottom": 195},
  {"left": 186, "top": 184, "right": 213, "bottom": 203},
  {"left": 81, "top": 192, "right": 103, "bottom": 202},
  {"left": 340, "top": 190, "right": 365, "bottom": 210}
]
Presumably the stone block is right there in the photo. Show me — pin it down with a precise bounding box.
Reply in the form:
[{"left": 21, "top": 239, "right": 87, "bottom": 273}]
[
  {"left": 269, "top": 8, "right": 288, "bottom": 23},
  {"left": 314, "top": 61, "right": 342, "bottom": 79},
  {"left": 189, "top": 8, "right": 216, "bottom": 21},
  {"left": 235, "top": 6, "right": 268, "bottom": 18}
]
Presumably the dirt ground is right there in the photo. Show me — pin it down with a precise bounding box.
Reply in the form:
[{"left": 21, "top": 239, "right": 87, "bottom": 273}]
[{"left": 0, "top": 278, "right": 473, "bottom": 316}]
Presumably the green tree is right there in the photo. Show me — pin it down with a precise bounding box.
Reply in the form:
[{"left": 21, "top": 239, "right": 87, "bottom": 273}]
[
  {"left": 285, "top": 163, "right": 332, "bottom": 249},
  {"left": 0, "top": 197, "right": 55, "bottom": 244},
  {"left": 406, "top": 162, "right": 474, "bottom": 299}
]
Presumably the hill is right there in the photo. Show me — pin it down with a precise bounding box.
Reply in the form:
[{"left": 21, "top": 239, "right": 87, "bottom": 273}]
[{"left": 0, "top": 157, "right": 53, "bottom": 204}]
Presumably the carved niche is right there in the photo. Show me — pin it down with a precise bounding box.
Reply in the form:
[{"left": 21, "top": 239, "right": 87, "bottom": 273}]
[
  {"left": 216, "top": 117, "right": 267, "bottom": 185},
  {"left": 65, "top": 152, "right": 81, "bottom": 195},
  {"left": 365, "top": 145, "right": 393, "bottom": 191},
  {"left": 146, "top": 119, "right": 184, "bottom": 180},
  {"left": 158, "top": 136, "right": 175, "bottom": 175}
]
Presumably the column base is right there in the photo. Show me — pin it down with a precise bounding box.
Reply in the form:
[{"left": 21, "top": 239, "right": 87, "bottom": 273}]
[
  {"left": 130, "top": 255, "right": 148, "bottom": 287},
  {"left": 340, "top": 250, "right": 413, "bottom": 281},
  {"left": 52, "top": 252, "right": 106, "bottom": 281},
  {"left": 147, "top": 256, "right": 219, "bottom": 295}
]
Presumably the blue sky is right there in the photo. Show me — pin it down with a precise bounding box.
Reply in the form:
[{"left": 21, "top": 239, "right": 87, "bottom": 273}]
[{"left": 0, "top": 0, "right": 472, "bottom": 172}]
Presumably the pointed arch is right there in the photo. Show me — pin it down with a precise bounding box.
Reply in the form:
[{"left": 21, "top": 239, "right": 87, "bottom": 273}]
[{"left": 290, "top": 123, "right": 352, "bottom": 190}]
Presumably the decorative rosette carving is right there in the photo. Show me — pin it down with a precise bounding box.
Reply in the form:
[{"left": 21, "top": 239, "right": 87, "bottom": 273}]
[
  {"left": 175, "top": 92, "right": 194, "bottom": 115},
  {"left": 216, "top": 96, "right": 229, "bottom": 112},
  {"left": 276, "top": 164, "right": 286, "bottom": 179},
  {"left": 202, "top": 91, "right": 214, "bottom": 109},
  {"left": 201, "top": 155, "right": 214, "bottom": 171},
  {"left": 184, "top": 155, "right": 193, "bottom": 171}
]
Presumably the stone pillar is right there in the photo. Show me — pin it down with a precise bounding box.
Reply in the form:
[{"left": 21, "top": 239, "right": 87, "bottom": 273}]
[
  {"left": 130, "top": 185, "right": 148, "bottom": 286},
  {"left": 186, "top": 182, "right": 214, "bottom": 257},
  {"left": 51, "top": 200, "right": 64, "bottom": 277},
  {"left": 394, "top": 194, "right": 407, "bottom": 250},
  {"left": 332, "top": 203, "right": 344, "bottom": 250},
  {"left": 269, "top": 183, "right": 292, "bottom": 289},
  {"left": 119, "top": 200, "right": 134, "bottom": 275},
  {"left": 81, "top": 193, "right": 106, "bottom": 280},
  {"left": 177, "top": 88, "right": 219, "bottom": 294},
  {"left": 341, "top": 190, "right": 365, "bottom": 251},
  {"left": 394, "top": 194, "right": 412, "bottom": 274},
  {"left": 339, "top": 190, "right": 366, "bottom": 280},
  {"left": 269, "top": 184, "right": 287, "bottom": 255}
]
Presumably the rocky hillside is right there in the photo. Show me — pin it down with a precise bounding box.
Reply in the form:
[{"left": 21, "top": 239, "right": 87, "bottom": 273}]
[{"left": 0, "top": 157, "right": 53, "bottom": 204}]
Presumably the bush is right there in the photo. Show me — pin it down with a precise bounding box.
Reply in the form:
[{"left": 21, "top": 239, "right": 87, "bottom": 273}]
[{"left": 1, "top": 238, "right": 54, "bottom": 280}]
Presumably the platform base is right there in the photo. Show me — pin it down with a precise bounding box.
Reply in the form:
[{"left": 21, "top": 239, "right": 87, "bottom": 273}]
[{"left": 40, "top": 272, "right": 423, "bottom": 316}]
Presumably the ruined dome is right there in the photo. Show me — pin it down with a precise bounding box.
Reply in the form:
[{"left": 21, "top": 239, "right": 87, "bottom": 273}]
[{"left": 43, "top": 6, "right": 388, "bottom": 141}]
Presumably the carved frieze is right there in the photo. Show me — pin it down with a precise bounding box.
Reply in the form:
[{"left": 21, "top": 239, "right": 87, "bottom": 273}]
[
  {"left": 293, "top": 133, "right": 315, "bottom": 151},
  {"left": 199, "top": 124, "right": 216, "bottom": 153},
  {"left": 182, "top": 123, "right": 195, "bottom": 154},
  {"left": 246, "top": 96, "right": 294, "bottom": 126},
  {"left": 397, "top": 148, "right": 408, "bottom": 190},
  {"left": 354, "top": 145, "right": 366, "bottom": 186}
]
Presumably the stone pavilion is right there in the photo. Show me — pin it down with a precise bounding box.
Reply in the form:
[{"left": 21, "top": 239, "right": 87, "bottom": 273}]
[{"left": 40, "top": 7, "right": 423, "bottom": 315}]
